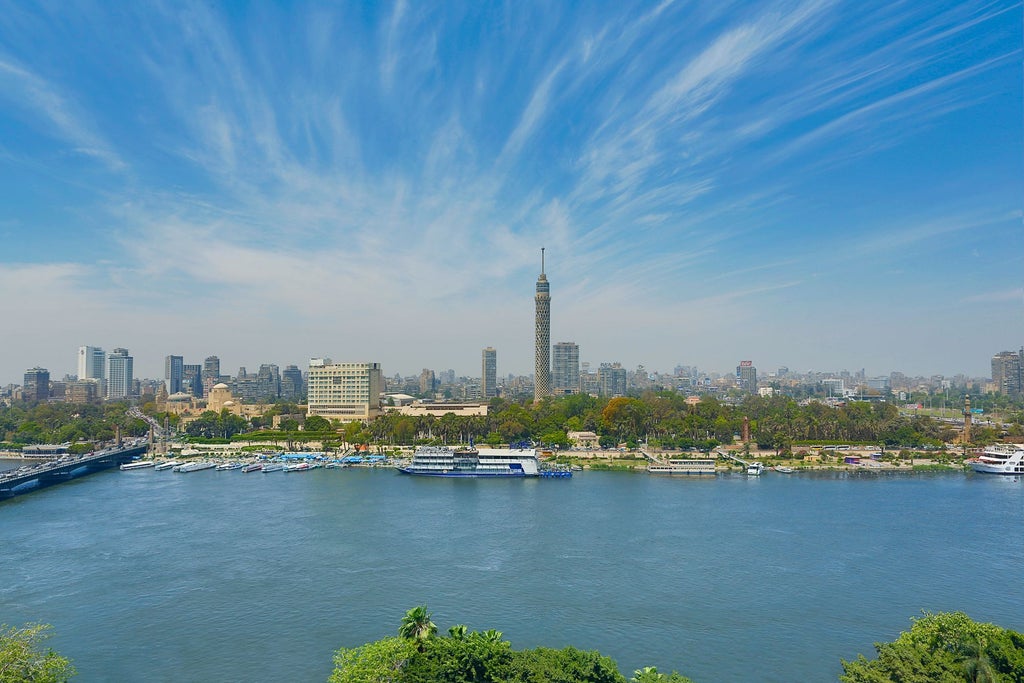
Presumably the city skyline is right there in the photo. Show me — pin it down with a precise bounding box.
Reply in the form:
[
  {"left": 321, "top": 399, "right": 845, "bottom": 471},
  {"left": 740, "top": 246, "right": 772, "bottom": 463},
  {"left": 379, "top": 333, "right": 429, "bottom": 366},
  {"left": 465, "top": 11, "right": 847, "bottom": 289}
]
[{"left": 0, "top": 2, "right": 1020, "bottom": 384}]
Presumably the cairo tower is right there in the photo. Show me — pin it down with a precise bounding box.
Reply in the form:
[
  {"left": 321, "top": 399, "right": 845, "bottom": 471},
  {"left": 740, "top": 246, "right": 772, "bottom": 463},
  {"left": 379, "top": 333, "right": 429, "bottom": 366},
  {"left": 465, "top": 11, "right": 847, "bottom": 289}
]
[{"left": 535, "top": 248, "right": 551, "bottom": 401}]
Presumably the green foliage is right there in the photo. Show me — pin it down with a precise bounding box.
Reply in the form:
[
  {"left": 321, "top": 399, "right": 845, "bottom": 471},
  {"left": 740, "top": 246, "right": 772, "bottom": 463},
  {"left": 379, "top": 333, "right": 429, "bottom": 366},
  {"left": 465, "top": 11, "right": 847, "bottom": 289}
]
[
  {"left": 398, "top": 606, "right": 437, "bottom": 647},
  {"left": 330, "top": 608, "right": 676, "bottom": 683},
  {"left": 0, "top": 402, "right": 147, "bottom": 446},
  {"left": 329, "top": 637, "right": 416, "bottom": 683},
  {"left": 506, "top": 646, "right": 626, "bottom": 683},
  {"left": 0, "top": 623, "right": 75, "bottom": 683},
  {"left": 840, "top": 612, "right": 1024, "bottom": 683},
  {"left": 305, "top": 415, "right": 333, "bottom": 432},
  {"left": 631, "top": 666, "right": 693, "bottom": 683}
]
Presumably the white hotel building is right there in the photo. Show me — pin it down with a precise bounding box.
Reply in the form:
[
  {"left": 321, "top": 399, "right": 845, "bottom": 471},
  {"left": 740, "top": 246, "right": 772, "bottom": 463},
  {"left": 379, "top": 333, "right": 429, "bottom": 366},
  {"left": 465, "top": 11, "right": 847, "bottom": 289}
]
[{"left": 306, "top": 359, "right": 383, "bottom": 422}]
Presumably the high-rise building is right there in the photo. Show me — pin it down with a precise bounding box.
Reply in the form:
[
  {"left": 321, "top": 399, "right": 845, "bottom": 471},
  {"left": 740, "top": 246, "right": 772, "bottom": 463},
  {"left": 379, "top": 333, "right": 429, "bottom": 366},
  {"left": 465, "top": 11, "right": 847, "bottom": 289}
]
[
  {"left": 992, "top": 350, "right": 1023, "bottom": 396},
  {"left": 481, "top": 347, "right": 497, "bottom": 399},
  {"left": 77, "top": 346, "right": 106, "bottom": 382},
  {"left": 281, "top": 365, "right": 304, "bottom": 400},
  {"left": 307, "top": 361, "right": 383, "bottom": 422},
  {"left": 107, "top": 348, "right": 134, "bottom": 400},
  {"left": 534, "top": 248, "right": 551, "bottom": 401},
  {"left": 183, "top": 364, "right": 203, "bottom": 397},
  {"left": 202, "top": 355, "right": 221, "bottom": 396},
  {"left": 419, "top": 369, "right": 436, "bottom": 396},
  {"left": 597, "top": 363, "right": 626, "bottom": 397},
  {"left": 552, "top": 342, "right": 579, "bottom": 394},
  {"left": 736, "top": 361, "right": 757, "bottom": 393},
  {"left": 23, "top": 367, "right": 50, "bottom": 402},
  {"left": 165, "top": 355, "right": 184, "bottom": 394}
]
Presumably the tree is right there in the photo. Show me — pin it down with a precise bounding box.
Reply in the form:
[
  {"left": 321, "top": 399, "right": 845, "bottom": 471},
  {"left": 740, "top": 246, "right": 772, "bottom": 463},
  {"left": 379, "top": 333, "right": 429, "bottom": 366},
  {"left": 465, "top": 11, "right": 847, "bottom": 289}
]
[
  {"left": 0, "top": 623, "right": 75, "bottom": 683},
  {"left": 329, "top": 636, "right": 416, "bottom": 683},
  {"left": 398, "top": 605, "right": 437, "bottom": 651},
  {"left": 840, "top": 612, "right": 1024, "bottom": 683},
  {"left": 304, "top": 415, "right": 332, "bottom": 432},
  {"left": 631, "top": 666, "right": 693, "bottom": 683}
]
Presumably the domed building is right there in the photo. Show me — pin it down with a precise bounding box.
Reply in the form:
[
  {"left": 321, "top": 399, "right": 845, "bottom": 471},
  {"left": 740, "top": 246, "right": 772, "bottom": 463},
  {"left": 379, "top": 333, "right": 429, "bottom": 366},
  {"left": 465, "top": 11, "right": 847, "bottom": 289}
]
[{"left": 206, "top": 383, "right": 234, "bottom": 412}]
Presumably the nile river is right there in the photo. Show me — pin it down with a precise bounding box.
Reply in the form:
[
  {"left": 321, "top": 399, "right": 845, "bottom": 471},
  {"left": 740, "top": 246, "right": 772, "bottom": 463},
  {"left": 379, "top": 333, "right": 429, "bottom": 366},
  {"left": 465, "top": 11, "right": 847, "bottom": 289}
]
[{"left": 1, "top": 463, "right": 1021, "bottom": 682}]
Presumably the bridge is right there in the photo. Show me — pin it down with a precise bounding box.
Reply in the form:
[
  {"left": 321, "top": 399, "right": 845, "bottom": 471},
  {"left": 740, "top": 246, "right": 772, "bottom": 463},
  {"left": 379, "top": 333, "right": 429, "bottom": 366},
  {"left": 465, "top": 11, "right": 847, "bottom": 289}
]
[{"left": 0, "top": 440, "right": 149, "bottom": 501}]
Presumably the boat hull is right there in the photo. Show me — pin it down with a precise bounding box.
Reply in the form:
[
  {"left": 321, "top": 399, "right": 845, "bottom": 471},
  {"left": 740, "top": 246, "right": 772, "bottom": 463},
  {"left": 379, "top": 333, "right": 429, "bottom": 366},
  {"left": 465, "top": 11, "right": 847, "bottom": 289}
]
[{"left": 397, "top": 467, "right": 530, "bottom": 477}]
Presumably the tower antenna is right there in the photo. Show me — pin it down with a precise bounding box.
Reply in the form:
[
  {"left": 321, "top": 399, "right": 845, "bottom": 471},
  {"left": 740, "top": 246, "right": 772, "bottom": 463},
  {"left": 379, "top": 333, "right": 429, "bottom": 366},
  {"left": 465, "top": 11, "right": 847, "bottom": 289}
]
[{"left": 541, "top": 247, "right": 545, "bottom": 274}]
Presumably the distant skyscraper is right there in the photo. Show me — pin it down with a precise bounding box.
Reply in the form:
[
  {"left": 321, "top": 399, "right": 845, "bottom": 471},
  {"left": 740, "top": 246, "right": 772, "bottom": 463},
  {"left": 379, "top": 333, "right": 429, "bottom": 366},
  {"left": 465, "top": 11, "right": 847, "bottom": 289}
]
[
  {"left": 77, "top": 346, "right": 105, "bottom": 382},
  {"left": 202, "top": 355, "right": 221, "bottom": 395},
  {"left": 992, "top": 349, "right": 1023, "bottom": 396},
  {"left": 736, "top": 361, "right": 757, "bottom": 393},
  {"left": 183, "top": 364, "right": 202, "bottom": 397},
  {"left": 419, "top": 369, "right": 436, "bottom": 396},
  {"left": 597, "top": 363, "right": 627, "bottom": 397},
  {"left": 107, "top": 348, "right": 134, "bottom": 400},
  {"left": 552, "top": 342, "right": 579, "bottom": 394},
  {"left": 481, "top": 347, "right": 497, "bottom": 399},
  {"left": 23, "top": 367, "right": 50, "bottom": 402},
  {"left": 534, "top": 248, "right": 551, "bottom": 401},
  {"left": 281, "top": 365, "right": 304, "bottom": 400},
  {"left": 165, "top": 355, "right": 184, "bottom": 394}
]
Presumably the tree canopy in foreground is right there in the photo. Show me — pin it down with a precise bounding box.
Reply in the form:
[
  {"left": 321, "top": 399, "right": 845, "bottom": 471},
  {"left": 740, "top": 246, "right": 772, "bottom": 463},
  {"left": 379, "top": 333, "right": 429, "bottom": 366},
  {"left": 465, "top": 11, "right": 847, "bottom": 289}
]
[
  {"left": 0, "top": 624, "right": 74, "bottom": 683},
  {"left": 840, "top": 611, "right": 1024, "bottom": 683},
  {"left": 329, "top": 605, "right": 690, "bottom": 683}
]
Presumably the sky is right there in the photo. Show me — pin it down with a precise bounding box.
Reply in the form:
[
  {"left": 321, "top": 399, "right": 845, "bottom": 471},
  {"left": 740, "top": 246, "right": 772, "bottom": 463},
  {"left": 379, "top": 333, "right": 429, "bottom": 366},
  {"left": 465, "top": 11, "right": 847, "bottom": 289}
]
[{"left": 0, "top": 0, "right": 1021, "bottom": 384}]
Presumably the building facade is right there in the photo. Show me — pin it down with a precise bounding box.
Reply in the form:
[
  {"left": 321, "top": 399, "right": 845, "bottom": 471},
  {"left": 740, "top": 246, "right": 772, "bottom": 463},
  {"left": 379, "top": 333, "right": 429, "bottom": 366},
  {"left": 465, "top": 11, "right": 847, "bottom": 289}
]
[
  {"left": 736, "top": 361, "right": 757, "bottom": 393},
  {"left": 992, "top": 350, "right": 1022, "bottom": 396},
  {"left": 481, "top": 347, "right": 497, "bottom": 399},
  {"left": 281, "top": 365, "right": 304, "bottom": 400},
  {"left": 165, "top": 355, "right": 184, "bottom": 394},
  {"left": 597, "top": 363, "right": 627, "bottom": 397},
  {"left": 183, "top": 364, "right": 203, "bottom": 397},
  {"left": 534, "top": 248, "right": 551, "bottom": 400},
  {"left": 107, "top": 348, "right": 134, "bottom": 400},
  {"left": 77, "top": 346, "right": 105, "bottom": 383},
  {"left": 552, "top": 341, "right": 579, "bottom": 394},
  {"left": 306, "top": 360, "right": 383, "bottom": 422},
  {"left": 202, "top": 356, "right": 221, "bottom": 396},
  {"left": 23, "top": 367, "right": 50, "bottom": 402}
]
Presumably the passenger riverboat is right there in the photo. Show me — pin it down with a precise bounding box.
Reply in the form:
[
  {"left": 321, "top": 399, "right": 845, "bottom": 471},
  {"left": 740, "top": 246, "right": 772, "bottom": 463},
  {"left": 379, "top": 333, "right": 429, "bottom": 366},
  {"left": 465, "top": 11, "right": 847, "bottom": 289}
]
[
  {"left": 397, "top": 446, "right": 540, "bottom": 477},
  {"left": 968, "top": 445, "right": 1024, "bottom": 475}
]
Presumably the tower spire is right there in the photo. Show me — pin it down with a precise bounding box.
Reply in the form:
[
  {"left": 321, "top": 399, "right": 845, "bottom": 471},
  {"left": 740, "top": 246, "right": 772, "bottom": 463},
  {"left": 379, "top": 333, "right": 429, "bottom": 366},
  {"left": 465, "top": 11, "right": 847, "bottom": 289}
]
[{"left": 541, "top": 247, "right": 545, "bottom": 275}]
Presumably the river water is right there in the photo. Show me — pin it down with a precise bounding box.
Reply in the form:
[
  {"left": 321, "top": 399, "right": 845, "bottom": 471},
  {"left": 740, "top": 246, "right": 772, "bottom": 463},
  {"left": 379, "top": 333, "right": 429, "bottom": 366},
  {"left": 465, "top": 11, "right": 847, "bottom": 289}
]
[{"left": 1, "top": 462, "right": 1021, "bottom": 682}]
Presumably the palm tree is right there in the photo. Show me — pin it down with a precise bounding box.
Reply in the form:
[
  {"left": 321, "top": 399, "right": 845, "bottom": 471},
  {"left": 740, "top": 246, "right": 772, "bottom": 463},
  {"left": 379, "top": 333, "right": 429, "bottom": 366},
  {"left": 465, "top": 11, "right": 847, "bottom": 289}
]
[
  {"left": 447, "top": 624, "right": 468, "bottom": 640},
  {"left": 398, "top": 605, "right": 436, "bottom": 651}
]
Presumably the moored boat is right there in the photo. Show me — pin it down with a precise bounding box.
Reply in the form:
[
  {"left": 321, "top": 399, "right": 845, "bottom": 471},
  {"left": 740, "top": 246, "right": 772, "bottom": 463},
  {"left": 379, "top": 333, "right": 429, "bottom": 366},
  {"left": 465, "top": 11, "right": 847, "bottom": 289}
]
[
  {"left": 215, "top": 462, "right": 243, "bottom": 471},
  {"left": 120, "top": 460, "right": 155, "bottom": 471},
  {"left": 397, "top": 446, "right": 540, "bottom": 477},
  {"left": 154, "top": 461, "right": 180, "bottom": 471},
  {"left": 746, "top": 462, "right": 764, "bottom": 476},
  {"left": 174, "top": 461, "right": 216, "bottom": 473},
  {"left": 774, "top": 466, "right": 795, "bottom": 473},
  {"left": 283, "top": 462, "right": 310, "bottom": 472},
  {"left": 968, "top": 445, "right": 1024, "bottom": 475},
  {"left": 648, "top": 458, "right": 716, "bottom": 475},
  {"left": 261, "top": 463, "right": 284, "bottom": 473},
  {"left": 242, "top": 463, "right": 262, "bottom": 473}
]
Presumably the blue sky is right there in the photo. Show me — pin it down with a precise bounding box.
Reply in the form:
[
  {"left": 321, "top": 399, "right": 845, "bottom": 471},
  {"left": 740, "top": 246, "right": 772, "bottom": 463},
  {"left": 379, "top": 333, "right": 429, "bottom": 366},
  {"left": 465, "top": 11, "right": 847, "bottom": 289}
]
[{"left": 0, "top": 0, "right": 1020, "bottom": 384}]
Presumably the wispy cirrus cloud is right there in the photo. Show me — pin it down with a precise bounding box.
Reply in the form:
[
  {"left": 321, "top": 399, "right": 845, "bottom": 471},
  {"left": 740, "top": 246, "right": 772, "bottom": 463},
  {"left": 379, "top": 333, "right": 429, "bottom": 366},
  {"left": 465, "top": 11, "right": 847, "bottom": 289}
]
[{"left": 0, "top": 58, "right": 125, "bottom": 171}]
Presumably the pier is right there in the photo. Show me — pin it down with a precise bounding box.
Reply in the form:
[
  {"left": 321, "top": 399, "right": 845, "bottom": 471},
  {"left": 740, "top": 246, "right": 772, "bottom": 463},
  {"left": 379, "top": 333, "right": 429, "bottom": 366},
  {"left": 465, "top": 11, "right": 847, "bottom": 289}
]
[{"left": 0, "top": 440, "right": 149, "bottom": 500}]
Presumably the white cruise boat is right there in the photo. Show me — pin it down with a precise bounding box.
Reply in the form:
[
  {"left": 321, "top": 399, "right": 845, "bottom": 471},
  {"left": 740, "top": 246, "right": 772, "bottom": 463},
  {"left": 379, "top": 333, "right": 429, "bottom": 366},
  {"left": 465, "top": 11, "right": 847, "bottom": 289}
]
[
  {"left": 746, "top": 462, "right": 765, "bottom": 476},
  {"left": 648, "top": 458, "right": 716, "bottom": 475},
  {"left": 174, "top": 461, "right": 216, "bottom": 473},
  {"left": 154, "top": 461, "right": 180, "bottom": 471},
  {"left": 398, "top": 446, "right": 540, "bottom": 477},
  {"left": 119, "top": 460, "right": 155, "bottom": 471},
  {"left": 968, "top": 445, "right": 1024, "bottom": 475}
]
